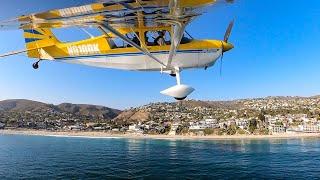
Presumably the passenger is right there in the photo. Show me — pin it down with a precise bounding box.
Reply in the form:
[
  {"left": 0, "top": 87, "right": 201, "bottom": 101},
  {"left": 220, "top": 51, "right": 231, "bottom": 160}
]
[
  {"left": 145, "top": 36, "right": 152, "bottom": 46},
  {"left": 127, "top": 34, "right": 140, "bottom": 47},
  {"left": 154, "top": 31, "right": 166, "bottom": 46}
]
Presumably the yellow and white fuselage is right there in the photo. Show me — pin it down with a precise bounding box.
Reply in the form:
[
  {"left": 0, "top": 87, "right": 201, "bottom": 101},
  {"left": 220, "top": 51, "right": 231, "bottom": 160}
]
[
  {"left": 24, "top": 29, "right": 232, "bottom": 71},
  {"left": 57, "top": 42, "right": 226, "bottom": 72}
]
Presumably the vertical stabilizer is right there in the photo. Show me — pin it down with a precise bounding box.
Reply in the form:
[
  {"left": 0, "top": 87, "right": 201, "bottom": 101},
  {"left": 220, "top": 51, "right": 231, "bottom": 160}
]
[{"left": 23, "top": 29, "right": 59, "bottom": 59}]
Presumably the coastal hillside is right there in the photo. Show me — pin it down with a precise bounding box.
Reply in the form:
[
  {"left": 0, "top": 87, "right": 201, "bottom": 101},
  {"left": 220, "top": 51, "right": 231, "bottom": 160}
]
[
  {"left": 0, "top": 99, "right": 52, "bottom": 111},
  {"left": 0, "top": 99, "right": 121, "bottom": 121},
  {"left": 180, "top": 100, "right": 242, "bottom": 109},
  {"left": 58, "top": 103, "right": 121, "bottom": 120},
  {"left": 1, "top": 96, "right": 320, "bottom": 133},
  {"left": 113, "top": 100, "right": 244, "bottom": 123},
  {"left": 112, "top": 109, "right": 151, "bottom": 123}
]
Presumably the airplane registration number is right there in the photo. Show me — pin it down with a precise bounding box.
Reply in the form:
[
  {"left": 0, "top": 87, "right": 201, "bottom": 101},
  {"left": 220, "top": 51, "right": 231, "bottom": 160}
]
[{"left": 67, "top": 44, "right": 100, "bottom": 56}]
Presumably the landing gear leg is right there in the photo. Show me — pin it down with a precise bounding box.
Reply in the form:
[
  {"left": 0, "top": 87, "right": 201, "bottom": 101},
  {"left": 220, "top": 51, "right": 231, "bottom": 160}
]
[
  {"left": 173, "top": 68, "right": 186, "bottom": 100},
  {"left": 32, "top": 60, "right": 41, "bottom": 70},
  {"left": 175, "top": 67, "right": 181, "bottom": 85}
]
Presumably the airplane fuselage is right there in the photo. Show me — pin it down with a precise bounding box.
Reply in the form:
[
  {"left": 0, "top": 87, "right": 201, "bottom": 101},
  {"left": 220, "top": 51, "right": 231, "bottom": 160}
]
[{"left": 55, "top": 48, "right": 222, "bottom": 71}]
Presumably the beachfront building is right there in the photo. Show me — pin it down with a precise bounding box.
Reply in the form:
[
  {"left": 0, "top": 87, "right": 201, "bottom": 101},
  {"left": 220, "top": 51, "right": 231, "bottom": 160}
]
[
  {"left": 265, "top": 115, "right": 278, "bottom": 125},
  {"left": 298, "top": 124, "right": 320, "bottom": 133},
  {"left": 269, "top": 125, "right": 286, "bottom": 134},
  {"left": 92, "top": 126, "right": 107, "bottom": 131},
  {"left": 128, "top": 124, "right": 144, "bottom": 134},
  {"left": 168, "top": 122, "right": 181, "bottom": 135},
  {"left": 68, "top": 124, "right": 84, "bottom": 131},
  {"left": 236, "top": 119, "right": 248, "bottom": 129},
  {"left": 189, "top": 119, "right": 219, "bottom": 130},
  {"left": 219, "top": 122, "right": 228, "bottom": 129},
  {"left": 189, "top": 124, "right": 206, "bottom": 130},
  {"left": 129, "top": 124, "right": 140, "bottom": 131},
  {"left": 112, "top": 128, "right": 120, "bottom": 132},
  {"left": 205, "top": 119, "right": 218, "bottom": 125}
]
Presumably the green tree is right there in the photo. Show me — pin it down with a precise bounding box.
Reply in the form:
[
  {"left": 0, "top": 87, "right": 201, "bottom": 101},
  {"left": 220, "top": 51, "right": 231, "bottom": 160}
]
[
  {"left": 204, "top": 128, "right": 214, "bottom": 135},
  {"left": 258, "top": 111, "right": 266, "bottom": 122},
  {"left": 226, "top": 125, "right": 237, "bottom": 135},
  {"left": 249, "top": 119, "right": 257, "bottom": 134}
]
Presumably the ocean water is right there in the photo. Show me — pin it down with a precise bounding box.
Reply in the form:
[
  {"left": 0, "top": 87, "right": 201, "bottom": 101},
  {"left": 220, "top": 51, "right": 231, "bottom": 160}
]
[{"left": 0, "top": 135, "right": 320, "bottom": 179}]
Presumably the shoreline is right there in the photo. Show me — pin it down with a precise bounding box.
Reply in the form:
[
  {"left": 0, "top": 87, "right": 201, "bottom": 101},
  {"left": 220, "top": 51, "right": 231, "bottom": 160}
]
[{"left": 1, "top": 129, "right": 320, "bottom": 140}]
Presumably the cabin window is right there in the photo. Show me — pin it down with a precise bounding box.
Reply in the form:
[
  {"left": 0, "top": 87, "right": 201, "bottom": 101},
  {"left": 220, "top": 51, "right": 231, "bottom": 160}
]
[
  {"left": 107, "top": 32, "right": 140, "bottom": 49},
  {"left": 53, "top": 27, "right": 103, "bottom": 42},
  {"left": 108, "top": 37, "right": 124, "bottom": 49},
  {"left": 145, "top": 30, "right": 171, "bottom": 46},
  {"left": 180, "top": 32, "right": 193, "bottom": 44},
  {"left": 126, "top": 32, "right": 140, "bottom": 47}
]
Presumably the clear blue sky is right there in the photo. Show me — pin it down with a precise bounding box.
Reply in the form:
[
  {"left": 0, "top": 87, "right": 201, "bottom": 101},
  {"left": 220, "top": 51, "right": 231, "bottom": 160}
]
[{"left": 1, "top": 0, "right": 320, "bottom": 109}]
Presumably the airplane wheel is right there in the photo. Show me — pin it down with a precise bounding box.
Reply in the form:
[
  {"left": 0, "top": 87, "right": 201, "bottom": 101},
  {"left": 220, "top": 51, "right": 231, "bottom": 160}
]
[
  {"left": 175, "top": 96, "right": 187, "bottom": 101},
  {"left": 32, "top": 62, "right": 39, "bottom": 69},
  {"left": 170, "top": 73, "right": 176, "bottom": 77}
]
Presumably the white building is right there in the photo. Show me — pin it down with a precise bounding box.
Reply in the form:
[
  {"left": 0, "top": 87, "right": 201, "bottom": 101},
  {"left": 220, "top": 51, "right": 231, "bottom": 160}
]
[
  {"left": 69, "top": 124, "right": 83, "bottom": 131},
  {"left": 205, "top": 119, "right": 217, "bottom": 124},
  {"left": 129, "top": 124, "right": 140, "bottom": 131},
  {"left": 92, "top": 126, "right": 106, "bottom": 131},
  {"left": 236, "top": 119, "right": 248, "bottom": 129},
  {"left": 189, "top": 124, "right": 206, "bottom": 130},
  {"left": 189, "top": 119, "right": 219, "bottom": 130},
  {"left": 269, "top": 125, "right": 286, "bottom": 133},
  {"left": 168, "top": 122, "right": 180, "bottom": 135},
  {"left": 298, "top": 124, "right": 320, "bottom": 133}
]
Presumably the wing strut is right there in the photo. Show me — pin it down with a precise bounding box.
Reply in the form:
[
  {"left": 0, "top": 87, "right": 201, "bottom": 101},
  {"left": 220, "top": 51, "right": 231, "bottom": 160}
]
[
  {"left": 0, "top": 49, "right": 27, "bottom": 58},
  {"left": 167, "top": 22, "right": 186, "bottom": 67},
  {"left": 166, "top": 0, "right": 190, "bottom": 67},
  {"left": 99, "top": 23, "right": 167, "bottom": 68}
]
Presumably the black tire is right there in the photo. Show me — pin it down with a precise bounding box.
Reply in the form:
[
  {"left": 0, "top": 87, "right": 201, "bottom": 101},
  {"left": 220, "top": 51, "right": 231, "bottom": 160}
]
[
  {"left": 175, "top": 97, "right": 187, "bottom": 101},
  {"left": 32, "top": 62, "right": 39, "bottom": 69}
]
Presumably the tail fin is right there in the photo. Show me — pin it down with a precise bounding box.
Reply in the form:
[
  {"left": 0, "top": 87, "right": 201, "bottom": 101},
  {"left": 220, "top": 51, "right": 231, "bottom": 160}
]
[{"left": 23, "top": 29, "right": 59, "bottom": 59}]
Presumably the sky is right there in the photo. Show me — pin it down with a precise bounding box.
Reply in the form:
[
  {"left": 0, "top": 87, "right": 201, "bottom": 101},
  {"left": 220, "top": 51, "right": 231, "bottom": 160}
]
[{"left": 1, "top": 0, "right": 320, "bottom": 109}]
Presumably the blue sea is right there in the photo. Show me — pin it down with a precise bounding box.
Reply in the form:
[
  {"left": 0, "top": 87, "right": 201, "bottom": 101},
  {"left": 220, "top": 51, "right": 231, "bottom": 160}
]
[{"left": 0, "top": 135, "right": 320, "bottom": 179}]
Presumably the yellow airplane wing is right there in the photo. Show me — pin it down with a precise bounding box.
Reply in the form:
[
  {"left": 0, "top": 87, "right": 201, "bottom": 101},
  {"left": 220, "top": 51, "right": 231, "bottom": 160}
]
[{"left": 0, "top": 0, "right": 220, "bottom": 30}]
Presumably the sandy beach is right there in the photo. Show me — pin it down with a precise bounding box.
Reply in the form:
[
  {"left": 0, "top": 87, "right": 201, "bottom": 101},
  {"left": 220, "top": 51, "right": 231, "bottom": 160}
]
[{"left": 1, "top": 129, "right": 320, "bottom": 140}]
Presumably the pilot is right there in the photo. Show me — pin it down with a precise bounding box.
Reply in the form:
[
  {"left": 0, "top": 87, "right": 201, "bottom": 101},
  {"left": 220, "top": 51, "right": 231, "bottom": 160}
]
[
  {"left": 132, "top": 34, "right": 140, "bottom": 46},
  {"left": 154, "top": 31, "right": 166, "bottom": 46}
]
